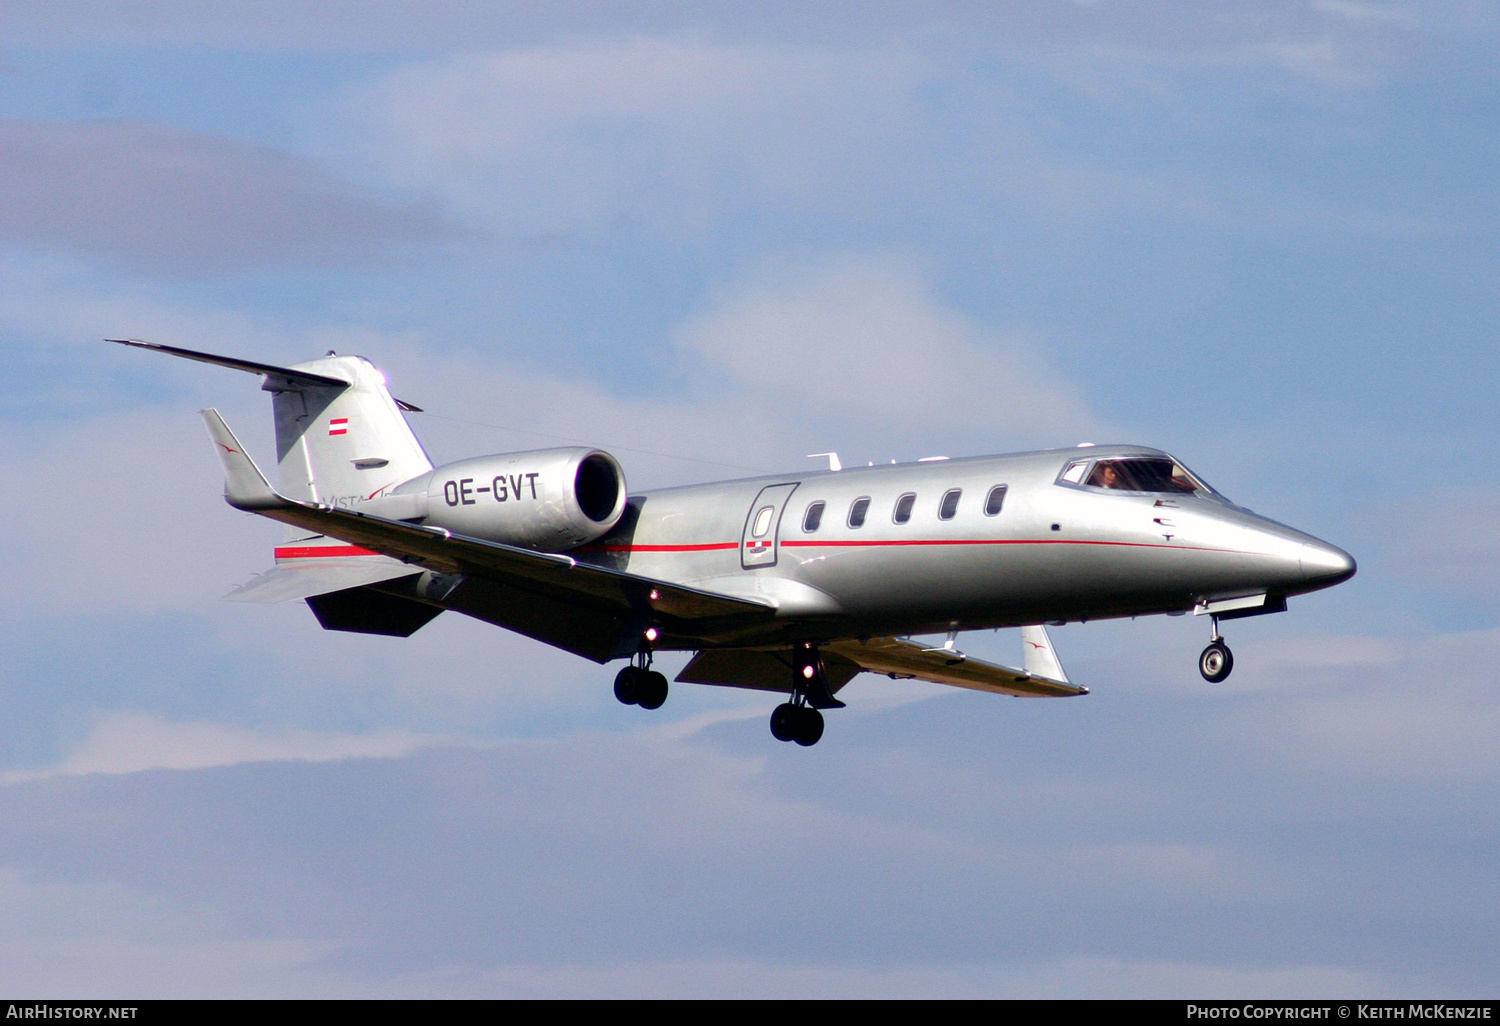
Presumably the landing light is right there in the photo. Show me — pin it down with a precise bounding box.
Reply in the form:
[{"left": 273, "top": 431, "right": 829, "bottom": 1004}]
[
  {"left": 645, "top": 627, "right": 659, "bottom": 642},
  {"left": 802, "top": 665, "right": 815, "bottom": 679}
]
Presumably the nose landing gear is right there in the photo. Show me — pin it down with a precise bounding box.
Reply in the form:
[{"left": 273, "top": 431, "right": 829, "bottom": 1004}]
[
  {"left": 614, "top": 639, "right": 668, "bottom": 710},
  {"left": 1198, "top": 617, "right": 1234, "bottom": 683}
]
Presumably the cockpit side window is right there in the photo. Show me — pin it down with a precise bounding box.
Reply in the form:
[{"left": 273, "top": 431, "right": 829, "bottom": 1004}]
[{"left": 1074, "top": 457, "right": 1207, "bottom": 494}]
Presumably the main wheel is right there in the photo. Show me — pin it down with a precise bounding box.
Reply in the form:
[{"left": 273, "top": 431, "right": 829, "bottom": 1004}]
[
  {"left": 613, "top": 665, "right": 642, "bottom": 705},
  {"left": 1199, "top": 641, "right": 1234, "bottom": 683},
  {"left": 793, "top": 706, "right": 824, "bottom": 747},
  {"left": 770, "top": 703, "right": 798, "bottom": 742},
  {"left": 636, "top": 670, "right": 669, "bottom": 710}
]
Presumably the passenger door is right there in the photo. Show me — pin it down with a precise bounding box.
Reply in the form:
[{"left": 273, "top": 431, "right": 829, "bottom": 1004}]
[{"left": 741, "top": 483, "right": 800, "bottom": 569}]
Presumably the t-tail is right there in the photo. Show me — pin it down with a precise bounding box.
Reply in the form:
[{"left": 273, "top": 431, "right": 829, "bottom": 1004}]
[
  {"left": 111, "top": 339, "right": 433, "bottom": 507},
  {"left": 112, "top": 339, "right": 438, "bottom": 625}
]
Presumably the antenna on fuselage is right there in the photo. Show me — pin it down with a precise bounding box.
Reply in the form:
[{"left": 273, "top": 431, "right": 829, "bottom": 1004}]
[{"left": 807, "top": 452, "right": 842, "bottom": 472}]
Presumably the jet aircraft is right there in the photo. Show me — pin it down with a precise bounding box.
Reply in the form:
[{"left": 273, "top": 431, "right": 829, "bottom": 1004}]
[{"left": 117, "top": 339, "right": 1356, "bottom": 746}]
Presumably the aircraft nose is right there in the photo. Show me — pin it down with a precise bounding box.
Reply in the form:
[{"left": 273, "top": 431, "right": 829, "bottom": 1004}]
[{"left": 1300, "top": 539, "right": 1356, "bottom": 587}]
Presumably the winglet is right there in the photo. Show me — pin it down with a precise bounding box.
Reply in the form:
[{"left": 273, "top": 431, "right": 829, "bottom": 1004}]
[
  {"left": 200, "top": 408, "right": 294, "bottom": 511},
  {"left": 1021, "top": 624, "right": 1069, "bottom": 684}
]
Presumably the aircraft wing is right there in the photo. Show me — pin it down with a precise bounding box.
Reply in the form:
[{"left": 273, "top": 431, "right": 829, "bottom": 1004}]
[
  {"left": 824, "top": 635, "right": 1088, "bottom": 698},
  {"left": 201, "top": 409, "right": 774, "bottom": 659}
]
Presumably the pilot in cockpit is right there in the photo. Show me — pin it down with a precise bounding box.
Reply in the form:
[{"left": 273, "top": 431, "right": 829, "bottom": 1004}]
[{"left": 1088, "top": 461, "right": 1125, "bottom": 489}]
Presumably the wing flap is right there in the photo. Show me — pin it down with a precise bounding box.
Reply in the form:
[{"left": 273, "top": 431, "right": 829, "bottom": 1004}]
[
  {"left": 675, "top": 648, "right": 864, "bottom": 694},
  {"left": 825, "top": 636, "right": 1087, "bottom": 698}
]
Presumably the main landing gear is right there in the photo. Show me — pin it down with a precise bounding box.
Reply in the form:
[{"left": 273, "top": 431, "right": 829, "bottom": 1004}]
[
  {"left": 769, "top": 642, "right": 842, "bottom": 747},
  {"left": 770, "top": 701, "right": 823, "bottom": 746},
  {"left": 1198, "top": 616, "right": 1234, "bottom": 683},
  {"left": 614, "top": 640, "right": 668, "bottom": 710}
]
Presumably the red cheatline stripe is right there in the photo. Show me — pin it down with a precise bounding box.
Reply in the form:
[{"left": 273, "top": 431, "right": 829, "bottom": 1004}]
[
  {"left": 575, "top": 542, "right": 740, "bottom": 553},
  {"left": 276, "top": 538, "right": 1240, "bottom": 560},
  {"left": 588, "top": 538, "right": 1237, "bottom": 554},
  {"left": 779, "top": 538, "right": 1214, "bottom": 550},
  {"left": 275, "top": 545, "right": 381, "bottom": 559}
]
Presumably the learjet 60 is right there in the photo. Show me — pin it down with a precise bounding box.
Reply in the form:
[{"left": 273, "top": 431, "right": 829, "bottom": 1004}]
[{"left": 118, "top": 339, "right": 1355, "bottom": 747}]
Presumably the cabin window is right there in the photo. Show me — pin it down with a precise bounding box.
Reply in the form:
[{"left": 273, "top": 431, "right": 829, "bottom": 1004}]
[
  {"left": 939, "top": 489, "right": 962, "bottom": 521},
  {"left": 984, "top": 485, "right": 1008, "bottom": 516},
  {"left": 848, "top": 496, "right": 871, "bottom": 529},
  {"left": 802, "top": 501, "right": 825, "bottom": 533},
  {"left": 751, "top": 505, "right": 775, "bottom": 538},
  {"left": 893, "top": 493, "right": 916, "bottom": 524}
]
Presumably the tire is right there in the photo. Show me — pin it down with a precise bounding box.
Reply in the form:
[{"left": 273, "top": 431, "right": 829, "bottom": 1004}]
[
  {"left": 1199, "top": 641, "right": 1234, "bottom": 683},
  {"left": 770, "top": 703, "right": 798, "bottom": 742},
  {"left": 637, "top": 670, "right": 669, "bottom": 710},
  {"left": 613, "top": 665, "right": 641, "bottom": 705},
  {"left": 793, "top": 707, "right": 824, "bottom": 747}
]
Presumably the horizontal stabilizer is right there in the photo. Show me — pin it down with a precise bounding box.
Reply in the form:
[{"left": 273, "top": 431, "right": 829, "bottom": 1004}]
[
  {"left": 111, "top": 339, "right": 349, "bottom": 388},
  {"left": 826, "top": 636, "right": 1086, "bottom": 698},
  {"left": 227, "top": 561, "right": 421, "bottom": 603}
]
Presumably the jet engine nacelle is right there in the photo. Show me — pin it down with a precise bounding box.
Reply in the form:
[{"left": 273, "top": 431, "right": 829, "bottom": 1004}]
[{"left": 391, "top": 447, "right": 627, "bottom": 551}]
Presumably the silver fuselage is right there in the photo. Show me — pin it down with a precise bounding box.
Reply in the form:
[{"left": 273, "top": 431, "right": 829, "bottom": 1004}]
[{"left": 579, "top": 445, "right": 1354, "bottom": 650}]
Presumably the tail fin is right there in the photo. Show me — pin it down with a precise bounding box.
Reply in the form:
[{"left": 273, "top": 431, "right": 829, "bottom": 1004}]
[
  {"left": 266, "top": 353, "right": 432, "bottom": 507},
  {"left": 113, "top": 339, "right": 433, "bottom": 507}
]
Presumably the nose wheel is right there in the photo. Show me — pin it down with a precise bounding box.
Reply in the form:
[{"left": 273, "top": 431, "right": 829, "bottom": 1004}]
[
  {"left": 1198, "top": 641, "right": 1233, "bottom": 682},
  {"left": 1198, "top": 617, "right": 1233, "bottom": 683}
]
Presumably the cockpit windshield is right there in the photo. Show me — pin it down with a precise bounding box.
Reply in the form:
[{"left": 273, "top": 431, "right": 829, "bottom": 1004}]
[{"left": 1060, "top": 456, "right": 1215, "bottom": 496}]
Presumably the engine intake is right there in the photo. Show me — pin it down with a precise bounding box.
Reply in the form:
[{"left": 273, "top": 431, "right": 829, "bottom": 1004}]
[{"left": 390, "top": 447, "right": 627, "bottom": 551}]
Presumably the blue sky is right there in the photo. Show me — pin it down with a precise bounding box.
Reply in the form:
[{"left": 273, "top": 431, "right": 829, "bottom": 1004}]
[{"left": 1, "top": 1, "right": 1497, "bottom": 997}]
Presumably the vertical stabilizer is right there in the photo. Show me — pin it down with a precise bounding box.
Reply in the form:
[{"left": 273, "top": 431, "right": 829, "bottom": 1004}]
[{"left": 265, "top": 355, "right": 432, "bottom": 508}]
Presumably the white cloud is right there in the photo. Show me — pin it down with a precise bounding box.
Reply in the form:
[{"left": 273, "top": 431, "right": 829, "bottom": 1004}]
[
  {"left": 329, "top": 38, "right": 933, "bottom": 238},
  {"left": 676, "top": 252, "right": 1100, "bottom": 449},
  {"left": 0, "top": 722, "right": 1483, "bottom": 996},
  {"left": 1243, "top": 633, "right": 1403, "bottom": 670},
  {"left": 1238, "top": 628, "right": 1500, "bottom": 779},
  {"left": 1, "top": 713, "right": 441, "bottom": 782}
]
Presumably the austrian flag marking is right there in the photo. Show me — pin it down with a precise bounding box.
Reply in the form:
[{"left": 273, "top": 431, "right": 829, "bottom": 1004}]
[{"left": 328, "top": 418, "right": 349, "bottom": 436}]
